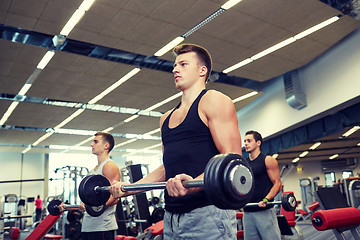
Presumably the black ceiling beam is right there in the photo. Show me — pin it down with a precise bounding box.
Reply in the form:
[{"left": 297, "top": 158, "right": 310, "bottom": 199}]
[{"left": 0, "top": 24, "right": 261, "bottom": 90}]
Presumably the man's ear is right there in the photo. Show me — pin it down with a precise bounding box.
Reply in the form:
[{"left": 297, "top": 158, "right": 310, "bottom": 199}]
[
  {"left": 104, "top": 142, "right": 110, "bottom": 151},
  {"left": 199, "top": 66, "right": 207, "bottom": 78}
]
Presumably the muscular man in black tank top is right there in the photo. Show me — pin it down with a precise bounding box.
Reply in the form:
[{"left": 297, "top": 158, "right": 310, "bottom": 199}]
[{"left": 110, "top": 44, "right": 242, "bottom": 239}]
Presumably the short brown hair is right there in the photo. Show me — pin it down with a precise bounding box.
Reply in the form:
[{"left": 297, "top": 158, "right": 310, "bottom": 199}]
[
  {"left": 173, "top": 43, "right": 212, "bottom": 82},
  {"left": 245, "top": 130, "right": 263, "bottom": 145},
  {"left": 95, "top": 132, "right": 115, "bottom": 152}
]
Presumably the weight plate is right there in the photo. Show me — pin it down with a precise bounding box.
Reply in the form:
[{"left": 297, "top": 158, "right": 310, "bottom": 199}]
[
  {"left": 47, "top": 199, "right": 62, "bottom": 216},
  {"left": 85, "top": 204, "right": 106, "bottom": 217},
  {"left": 67, "top": 210, "right": 83, "bottom": 222},
  {"left": 78, "top": 174, "right": 111, "bottom": 206},
  {"left": 151, "top": 207, "right": 165, "bottom": 223},
  {"left": 205, "top": 153, "right": 246, "bottom": 210},
  {"left": 223, "top": 158, "right": 254, "bottom": 208},
  {"left": 281, "top": 193, "right": 297, "bottom": 211}
]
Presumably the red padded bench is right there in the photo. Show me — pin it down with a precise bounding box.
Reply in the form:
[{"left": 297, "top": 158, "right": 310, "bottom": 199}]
[
  {"left": 25, "top": 214, "right": 62, "bottom": 240},
  {"left": 44, "top": 234, "right": 63, "bottom": 239}
]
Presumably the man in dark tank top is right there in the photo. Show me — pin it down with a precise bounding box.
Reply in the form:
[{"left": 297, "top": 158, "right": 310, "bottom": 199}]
[
  {"left": 110, "top": 44, "right": 242, "bottom": 239},
  {"left": 243, "top": 130, "right": 282, "bottom": 240}
]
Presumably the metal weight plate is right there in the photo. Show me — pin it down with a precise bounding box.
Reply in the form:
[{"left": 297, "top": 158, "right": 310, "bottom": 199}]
[
  {"left": 47, "top": 199, "right": 62, "bottom": 216},
  {"left": 281, "top": 193, "right": 297, "bottom": 211},
  {"left": 151, "top": 207, "right": 165, "bottom": 223},
  {"left": 85, "top": 204, "right": 106, "bottom": 217},
  {"left": 67, "top": 210, "right": 84, "bottom": 223},
  {"left": 78, "top": 174, "right": 111, "bottom": 206},
  {"left": 223, "top": 158, "right": 254, "bottom": 209},
  {"left": 203, "top": 153, "right": 227, "bottom": 209},
  {"left": 204, "top": 153, "right": 245, "bottom": 210}
]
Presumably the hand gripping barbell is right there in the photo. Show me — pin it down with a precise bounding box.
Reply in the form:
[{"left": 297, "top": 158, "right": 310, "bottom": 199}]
[
  {"left": 47, "top": 199, "right": 106, "bottom": 217},
  {"left": 78, "top": 153, "right": 255, "bottom": 210},
  {"left": 245, "top": 193, "right": 297, "bottom": 212}
]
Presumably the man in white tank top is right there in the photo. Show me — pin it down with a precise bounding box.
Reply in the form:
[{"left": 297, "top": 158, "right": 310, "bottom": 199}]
[{"left": 80, "top": 132, "right": 120, "bottom": 240}]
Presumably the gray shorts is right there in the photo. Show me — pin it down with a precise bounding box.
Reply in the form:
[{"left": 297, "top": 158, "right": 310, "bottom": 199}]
[
  {"left": 163, "top": 205, "right": 237, "bottom": 240},
  {"left": 243, "top": 208, "right": 281, "bottom": 240}
]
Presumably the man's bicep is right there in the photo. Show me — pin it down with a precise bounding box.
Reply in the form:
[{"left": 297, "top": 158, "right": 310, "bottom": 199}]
[
  {"left": 103, "top": 162, "right": 121, "bottom": 184},
  {"left": 208, "top": 100, "right": 242, "bottom": 154},
  {"left": 266, "top": 157, "right": 281, "bottom": 183}
]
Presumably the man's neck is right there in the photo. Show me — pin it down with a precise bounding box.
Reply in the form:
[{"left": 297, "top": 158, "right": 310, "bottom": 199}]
[
  {"left": 180, "top": 82, "right": 205, "bottom": 106},
  {"left": 96, "top": 152, "right": 109, "bottom": 166},
  {"left": 249, "top": 149, "right": 261, "bottom": 161}
]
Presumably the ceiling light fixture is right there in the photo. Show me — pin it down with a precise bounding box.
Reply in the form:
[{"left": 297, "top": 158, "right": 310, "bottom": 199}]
[
  {"left": 272, "top": 154, "right": 278, "bottom": 159},
  {"left": 144, "top": 129, "right": 160, "bottom": 135},
  {"left": 294, "top": 16, "right": 340, "bottom": 40},
  {"left": 292, "top": 157, "right": 300, "bottom": 163},
  {"left": 54, "top": 109, "right": 85, "bottom": 129},
  {"left": 114, "top": 139, "right": 137, "bottom": 148},
  {"left": 0, "top": 102, "right": 19, "bottom": 125},
  {"left": 18, "top": 83, "right": 32, "bottom": 96},
  {"left": 37, "top": 51, "right": 55, "bottom": 69},
  {"left": 33, "top": 132, "right": 54, "bottom": 146},
  {"left": 88, "top": 67, "right": 141, "bottom": 104},
  {"left": 221, "top": 0, "right": 243, "bottom": 10},
  {"left": 223, "top": 59, "right": 253, "bottom": 74},
  {"left": 299, "top": 151, "right": 309, "bottom": 157},
  {"left": 309, "top": 142, "right": 321, "bottom": 150},
  {"left": 222, "top": 15, "right": 341, "bottom": 74},
  {"left": 251, "top": 38, "right": 296, "bottom": 60},
  {"left": 78, "top": 0, "right": 96, "bottom": 11},
  {"left": 154, "top": 37, "right": 185, "bottom": 57},
  {"left": 232, "top": 91, "right": 258, "bottom": 103},
  {"left": 342, "top": 126, "right": 360, "bottom": 137},
  {"left": 22, "top": 146, "right": 32, "bottom": 154},
  {"left": 60, "top": 9, "right": 86, "bottom": 36},
  {"left": 329, "top": 154, "right": 339, "bottom": 160}
]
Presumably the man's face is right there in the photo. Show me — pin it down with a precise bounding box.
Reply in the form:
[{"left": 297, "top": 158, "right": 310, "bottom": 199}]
[
  {"left": 90, "top": 135, "right": 108, "bottom": 155},
  {"left": 172, "top": 52, "right": 205, "bottom": 90},
  {"left": 244, "top": 134, "right": 259, "bottom": 153}
]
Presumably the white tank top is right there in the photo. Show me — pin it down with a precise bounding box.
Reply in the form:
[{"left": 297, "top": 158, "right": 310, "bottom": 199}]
[{"left": 81, "top": 158, "right": 118, "bottom": 232}]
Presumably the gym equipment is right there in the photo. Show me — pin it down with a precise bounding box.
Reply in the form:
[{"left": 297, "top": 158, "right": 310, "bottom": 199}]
[
  {"left": 299, "top": 177, "right": 316, "bottom": 211},
  {"left": 25, "top": 214, "right": 62, "bottom": 240},
  {"left": 244, "top": 192, "right": 297, "bottom": 212},
  {"left": 312, "top": 207, "right": 360, "bottom": 231},
  {"left": 314, "top": 186, "right": 360, "bottom": 240},
  {"left": 151, "top": 207, "right": 165, "bottom": 224},
  {"left": 66, "top": 210, "right": 83, "bottom": 223},
  {"left": 137, "top": 220, "right": 164, "bottom": 240},
  {"left": 47, "top": 199, "right": 105, "bottom": 217},
  {"left": 79, "top": 153, "right": 254, "bottom": 210},
  {"left": 347, "top": 179, "right": 360, "bottom": 207}
]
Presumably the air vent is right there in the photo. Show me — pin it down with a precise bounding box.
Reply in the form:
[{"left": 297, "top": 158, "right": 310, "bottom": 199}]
[{"left": 283, "top": 69, "right": 307, "bottom": 110}]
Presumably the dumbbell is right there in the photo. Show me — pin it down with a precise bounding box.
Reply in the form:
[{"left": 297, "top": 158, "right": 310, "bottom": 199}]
[
  {"left": 78, "top": 153, "right": 255, "bottom": 210},
  {"left": 245, "top": 193, "right": 297, "bottom": 211},
  {"left": 47, "top": 199, "right": 106, "bottom": 217}
]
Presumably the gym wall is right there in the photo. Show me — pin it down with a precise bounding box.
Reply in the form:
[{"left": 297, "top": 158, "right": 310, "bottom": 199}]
[
  {"left": 237, "top": 28, "right": 360, "bottom": 140},
  {"left": 0, "top": 152, "right": 45, "bottom": 198}
]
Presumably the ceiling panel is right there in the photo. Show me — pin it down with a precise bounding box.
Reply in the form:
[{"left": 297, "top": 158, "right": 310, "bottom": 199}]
[{"left": 0, "top": 0, "right": 359, "bottom": 158}]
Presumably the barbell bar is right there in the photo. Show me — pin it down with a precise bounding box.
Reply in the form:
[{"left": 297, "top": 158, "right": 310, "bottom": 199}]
[
  {"left": 0, "top": 215, "right": 33, "bottom": 220},
  {"left": 245, "top": 192, "right": 297, "bottom": 212},
  {"left": 78, "top": 153, "right": 255, "bottom": 210},
  {"left": 47, "top": 199, "right": 106, "bottom": 217}
]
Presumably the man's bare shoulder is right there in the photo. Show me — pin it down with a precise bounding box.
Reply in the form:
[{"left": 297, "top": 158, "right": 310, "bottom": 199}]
[{"left": 203, "top": 89, "right": 232, "bottom": 102}]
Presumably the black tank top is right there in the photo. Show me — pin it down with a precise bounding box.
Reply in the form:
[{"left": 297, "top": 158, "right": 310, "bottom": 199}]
[
  {"left": 244, "top": 153, "right": 274, "bottom": 212},
  {"left": 161, "top": 89, "right": 219, "bottom": 213}
]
